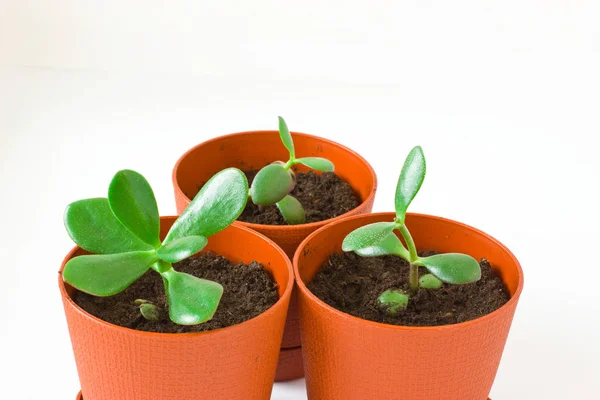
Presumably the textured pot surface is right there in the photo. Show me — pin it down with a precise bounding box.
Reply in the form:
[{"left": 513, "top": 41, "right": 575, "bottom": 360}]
[
  {"left": 172, "top": 130, "right": 376, "bottom": 379},
  {"left": 61, "top": 217, "right": 293, "bottom": 400},
  {"left": 294, "top": 212, "right": 523, "bottom": 400}
]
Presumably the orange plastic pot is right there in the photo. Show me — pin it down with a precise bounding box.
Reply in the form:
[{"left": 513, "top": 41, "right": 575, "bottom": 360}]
[
  {"left": 172, "top": 130, "right": 377, "bottom": 380},
  {"left": 294, "top": 212, "right": 523, "bottom": 400},
  {"left": 61, "top": 217, "right": 293, "bottom": 400}
]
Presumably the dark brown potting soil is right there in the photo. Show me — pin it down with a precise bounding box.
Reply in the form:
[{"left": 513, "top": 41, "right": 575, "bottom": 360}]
[
  {"left": 189, "top": 170, "right": 360, "bottom": 225},
  {"left": 74, "top": 253, "right": 279, "bottom": 333},
  {"left": 307, "top": 251, "right": 510, "bottom": 326}
]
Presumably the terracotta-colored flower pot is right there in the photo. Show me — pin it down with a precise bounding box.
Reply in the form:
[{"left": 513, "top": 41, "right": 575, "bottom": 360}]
[
  {"left": 172, "top": 130, "right": 377, "bottom": 380},
  {"left": 294, "top": 212, "right": 523, "bottom": 400},
  {"left": 61, "top": 217, "right": 293, "bottom": 400}
]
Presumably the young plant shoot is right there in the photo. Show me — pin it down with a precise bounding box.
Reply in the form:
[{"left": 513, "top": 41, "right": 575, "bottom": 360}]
[
  {"left": 249, "top": 116, "right": 335, "bottom": 225},
  {"left": 341, "top": 146, "right": 481, "bottom": 315},
  {"left": 63, "top": 168, "right": 249, "bottom": 325}
]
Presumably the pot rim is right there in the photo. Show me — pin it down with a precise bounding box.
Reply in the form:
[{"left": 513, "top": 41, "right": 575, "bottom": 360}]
[
  {"left": 172, "top": 130, "right": 378, "bottom": 231},
  {"left": 59, "top": 217, "right": 294, "bottom": 339},
  {"left": 293, "top": 211, "right": 524, "bottom": 332}
]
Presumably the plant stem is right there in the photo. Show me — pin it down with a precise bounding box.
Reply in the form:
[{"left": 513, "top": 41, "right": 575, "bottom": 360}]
[
  {"left": 283, "top": 159, "right": 294, "bottom": 170},
  {"left": 398, "top": 224, "right": 418, "bottom": 262},
  {"left": 409, "top": 263, "right": 419, "bottom": 293},
  {"left": 398, "top": 224, "right": 420, "bottom": 293}
]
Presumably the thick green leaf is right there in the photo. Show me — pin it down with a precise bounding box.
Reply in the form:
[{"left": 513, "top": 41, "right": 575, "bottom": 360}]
[
  {"left": 342, "top": 222, "right": 397, "bottom": 252},
  {"left": 65, "top": 198, "right": 153, "bottom": 254},
  {"left": 355, "top": 232, "right": 410, "bottom": 260},
  {"left": 415, "top": 253, "right": 481, "bottom": 284},
  {"left": 156, "top": 236, "right": 208, "bottom": 263},
  {"left": 295, "top": 157, "right": 334, "bottom": 172},
  {"left": 395, "top": 146, "right": 426, "bottom": 222},
  {"left": 108, "top": 170, "right": 161, "bottom": 247},
  {"left": 276, "top": 195, "right": 305, "bottom": 225},
  {"left": 278, "top": 116, "right": 295, "bottom": 159},
  {"left": 250, "top": 163, "right": 294, "bottom": 205},
  {"left": 162, "top": 270, "right": 224, "bottom": 325},
  {"left": 419, "top": 274, "right": 443, "bottom": 289},
  {"left": 63, "top": 251, "right": 156, "bottom": 296},
  {"left": 165, "top": 168, "right": 248, "bottom": 242},
  {"left": 378, "top": 289, "right": 409, "bottom": 316}
]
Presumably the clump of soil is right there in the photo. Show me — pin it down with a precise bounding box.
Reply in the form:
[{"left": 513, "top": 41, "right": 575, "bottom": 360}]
[
  {"left": 187, "top": 170, "right": 360, "bottom": 225},
  {"left": 75, "top": 253, "right": 279, "bottom": 333},
  {"left": 307, "top": 251, "right": 510, "bottom": 326}
]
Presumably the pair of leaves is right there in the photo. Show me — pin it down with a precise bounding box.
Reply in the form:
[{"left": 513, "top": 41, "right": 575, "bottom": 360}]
[
  {"left": 64, "top": 168, "right": 248, "bottom": 325},
  {"left": 279, "top": 116, "right": 335, "bottom": 172},
  {"left": 343, "top": 222, "right": 480, "bottom": 284}
]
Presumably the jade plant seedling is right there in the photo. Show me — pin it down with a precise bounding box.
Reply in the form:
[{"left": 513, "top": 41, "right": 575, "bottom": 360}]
[
  {"left": 248, "top": 116, "right": 335, "bottom": 224},
  {"left": 63, "top": 168, "right": 248, "bottom": 325},
  {"left": 342, "top": 146, "right": 481, "bottom": 314}
]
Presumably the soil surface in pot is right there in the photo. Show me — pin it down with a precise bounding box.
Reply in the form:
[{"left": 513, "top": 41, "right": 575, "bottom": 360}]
[
  {"left": 308, "top": 251, "right": 510, "bottom": 326},
  {"left": 190, "top": 170, "right": 360, "bottom": 225},
  {"left": 74, "top": 253, "right": 278, "bottom": 333}
]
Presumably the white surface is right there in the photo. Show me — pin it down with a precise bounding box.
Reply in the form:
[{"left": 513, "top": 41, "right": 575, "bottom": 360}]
[{"left": 0, "top": 1, "right": 599, "bottom": 399}]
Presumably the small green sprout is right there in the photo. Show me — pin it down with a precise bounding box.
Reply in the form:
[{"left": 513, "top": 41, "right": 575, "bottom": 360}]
[
  {"left": 134, "top": 299, "right": 162, "bottom": 321},
  {"left": 378, "top": 289, "right": 409, "bottom": 316},
  {"left": 63, "top": 168, "right": 249, "bottom": 325},
  {"left": 248, "top": 116, "right": 335, "bottom": 224},
  {"left": 342, "top": 146, "right": 481, "bottom": 314}
]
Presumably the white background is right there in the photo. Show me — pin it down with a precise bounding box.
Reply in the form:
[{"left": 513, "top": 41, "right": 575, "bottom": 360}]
[{"left": 1, "top": 1, "right": 599, "bottom": 399}]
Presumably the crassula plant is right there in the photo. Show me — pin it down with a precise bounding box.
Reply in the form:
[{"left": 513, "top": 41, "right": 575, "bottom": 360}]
[
  {"left": 248, "top": 116, "right": 335, "bottom": 224},
  {"left": 63, "top": 168, "right": 248, "bottom": 325},
  {"left": 342, "top": 146, "right": 481, "bottom": 315}
]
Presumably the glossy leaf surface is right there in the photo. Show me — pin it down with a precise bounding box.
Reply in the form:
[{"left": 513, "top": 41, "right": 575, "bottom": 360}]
[
  {"left": 156, "top": 236, "right": 208, "bottom": 263},
  {"left": 64, "top": 198, "right": 153, "bottom": 254},
  {"left": 278, "top": 116, "right": 295, "bottom": 159},
  {"left": 355, "top": 232, "right": 409, "bottom": 260},
  {"left": 63, "top": 251, "right": 156, "bottom": 296},
  {"left": 108, "top": 170, "right": 161, "bottom": 247},
  {"left": 415, "top": 253, "right": 481, "bottom": 284},
  {"left": 419, "top": 273, "right": 443, "bottom": 289},
  {"left": 165, "top": 168, "right": 248, "bottom": 242},
  {"left": 162, "top": 270, "right": 224, "bottom": 325},
  {"left": 276, "top": 195, "right": 305, "bottom": 225},
  {"left": 395, "top": 146, "right": 426, "bottom": 222},
  {"left": 295, "top": 157, "right": 334, "bottom": 172},
  {"left": 342, "top": 222, "right": 397, "bottom": 252},
  {"left": 250, "top": 163, "right": 294, "bottom": 205}
]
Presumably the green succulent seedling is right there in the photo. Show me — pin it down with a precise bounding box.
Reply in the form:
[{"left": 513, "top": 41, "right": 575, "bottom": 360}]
[
  {"left": 342, "top": 146, "right": 481, "bottom": 315},
  {"left": 63, "top": 168, "right": 249, "bottom": 325},
  {"left": 134, "top": 299, "right": 162, "bottom": 322},
  {"left": 249, "top": 116, "right": 335, "bottom": 225}
]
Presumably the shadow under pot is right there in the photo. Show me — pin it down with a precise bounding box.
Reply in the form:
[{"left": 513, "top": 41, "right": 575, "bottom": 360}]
[
  {"left": 61, "top": 217, "right": 293, "bottom": 400},
  {"left": 293, "top": 212, "right": 523, "bottom": 400},
  {"left": 172, "top": 130, "right": 377, "bottom": 380}
]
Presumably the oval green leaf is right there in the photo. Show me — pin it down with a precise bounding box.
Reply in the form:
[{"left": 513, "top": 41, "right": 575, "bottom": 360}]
[
  {"left": 278, "top": 116, "right": 295, "bottom": 159},
  {"left": 162, "top": 270, "right": 224, "bottom": 325},
  {"left": 165, "top": 168, "right": 248, "bottom": 243},
  {"left": 395, "top": 146, "right": 426, "bottom": 222},
  {"left": 415, "top": 253, "right": 481, "bottom": 284},
  {"left": 108, "top": 170, "right": 161, "bottom": 247},
  {"left": 419, "top": 273, "right": 443, "bottom": 289},
  {"left": 276, "top": 195, "right": 305, "bottom": 225},
  {"left": 156, "top": 236, "right": 208, "bottom": 263},
  {"left": 250, "top": 163, "right": 294, "bottom": 205},
  {"left": 355, "top": 232, "right": 409, "bottom": 260},
  {"left": 342, "top": 222, "right": 397, "bottom": 252},
  {"left": 65, "top": 198, "right": 154, "bottom": 254},
  {"left": 295, "top": 157, "right": 335, "bottom": 172},
  {"left": 63, "top": 251, "right": 156, "bottom": 296},
  {"left": 378, "top": 289, "right": 409, "bottom": 316}
]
